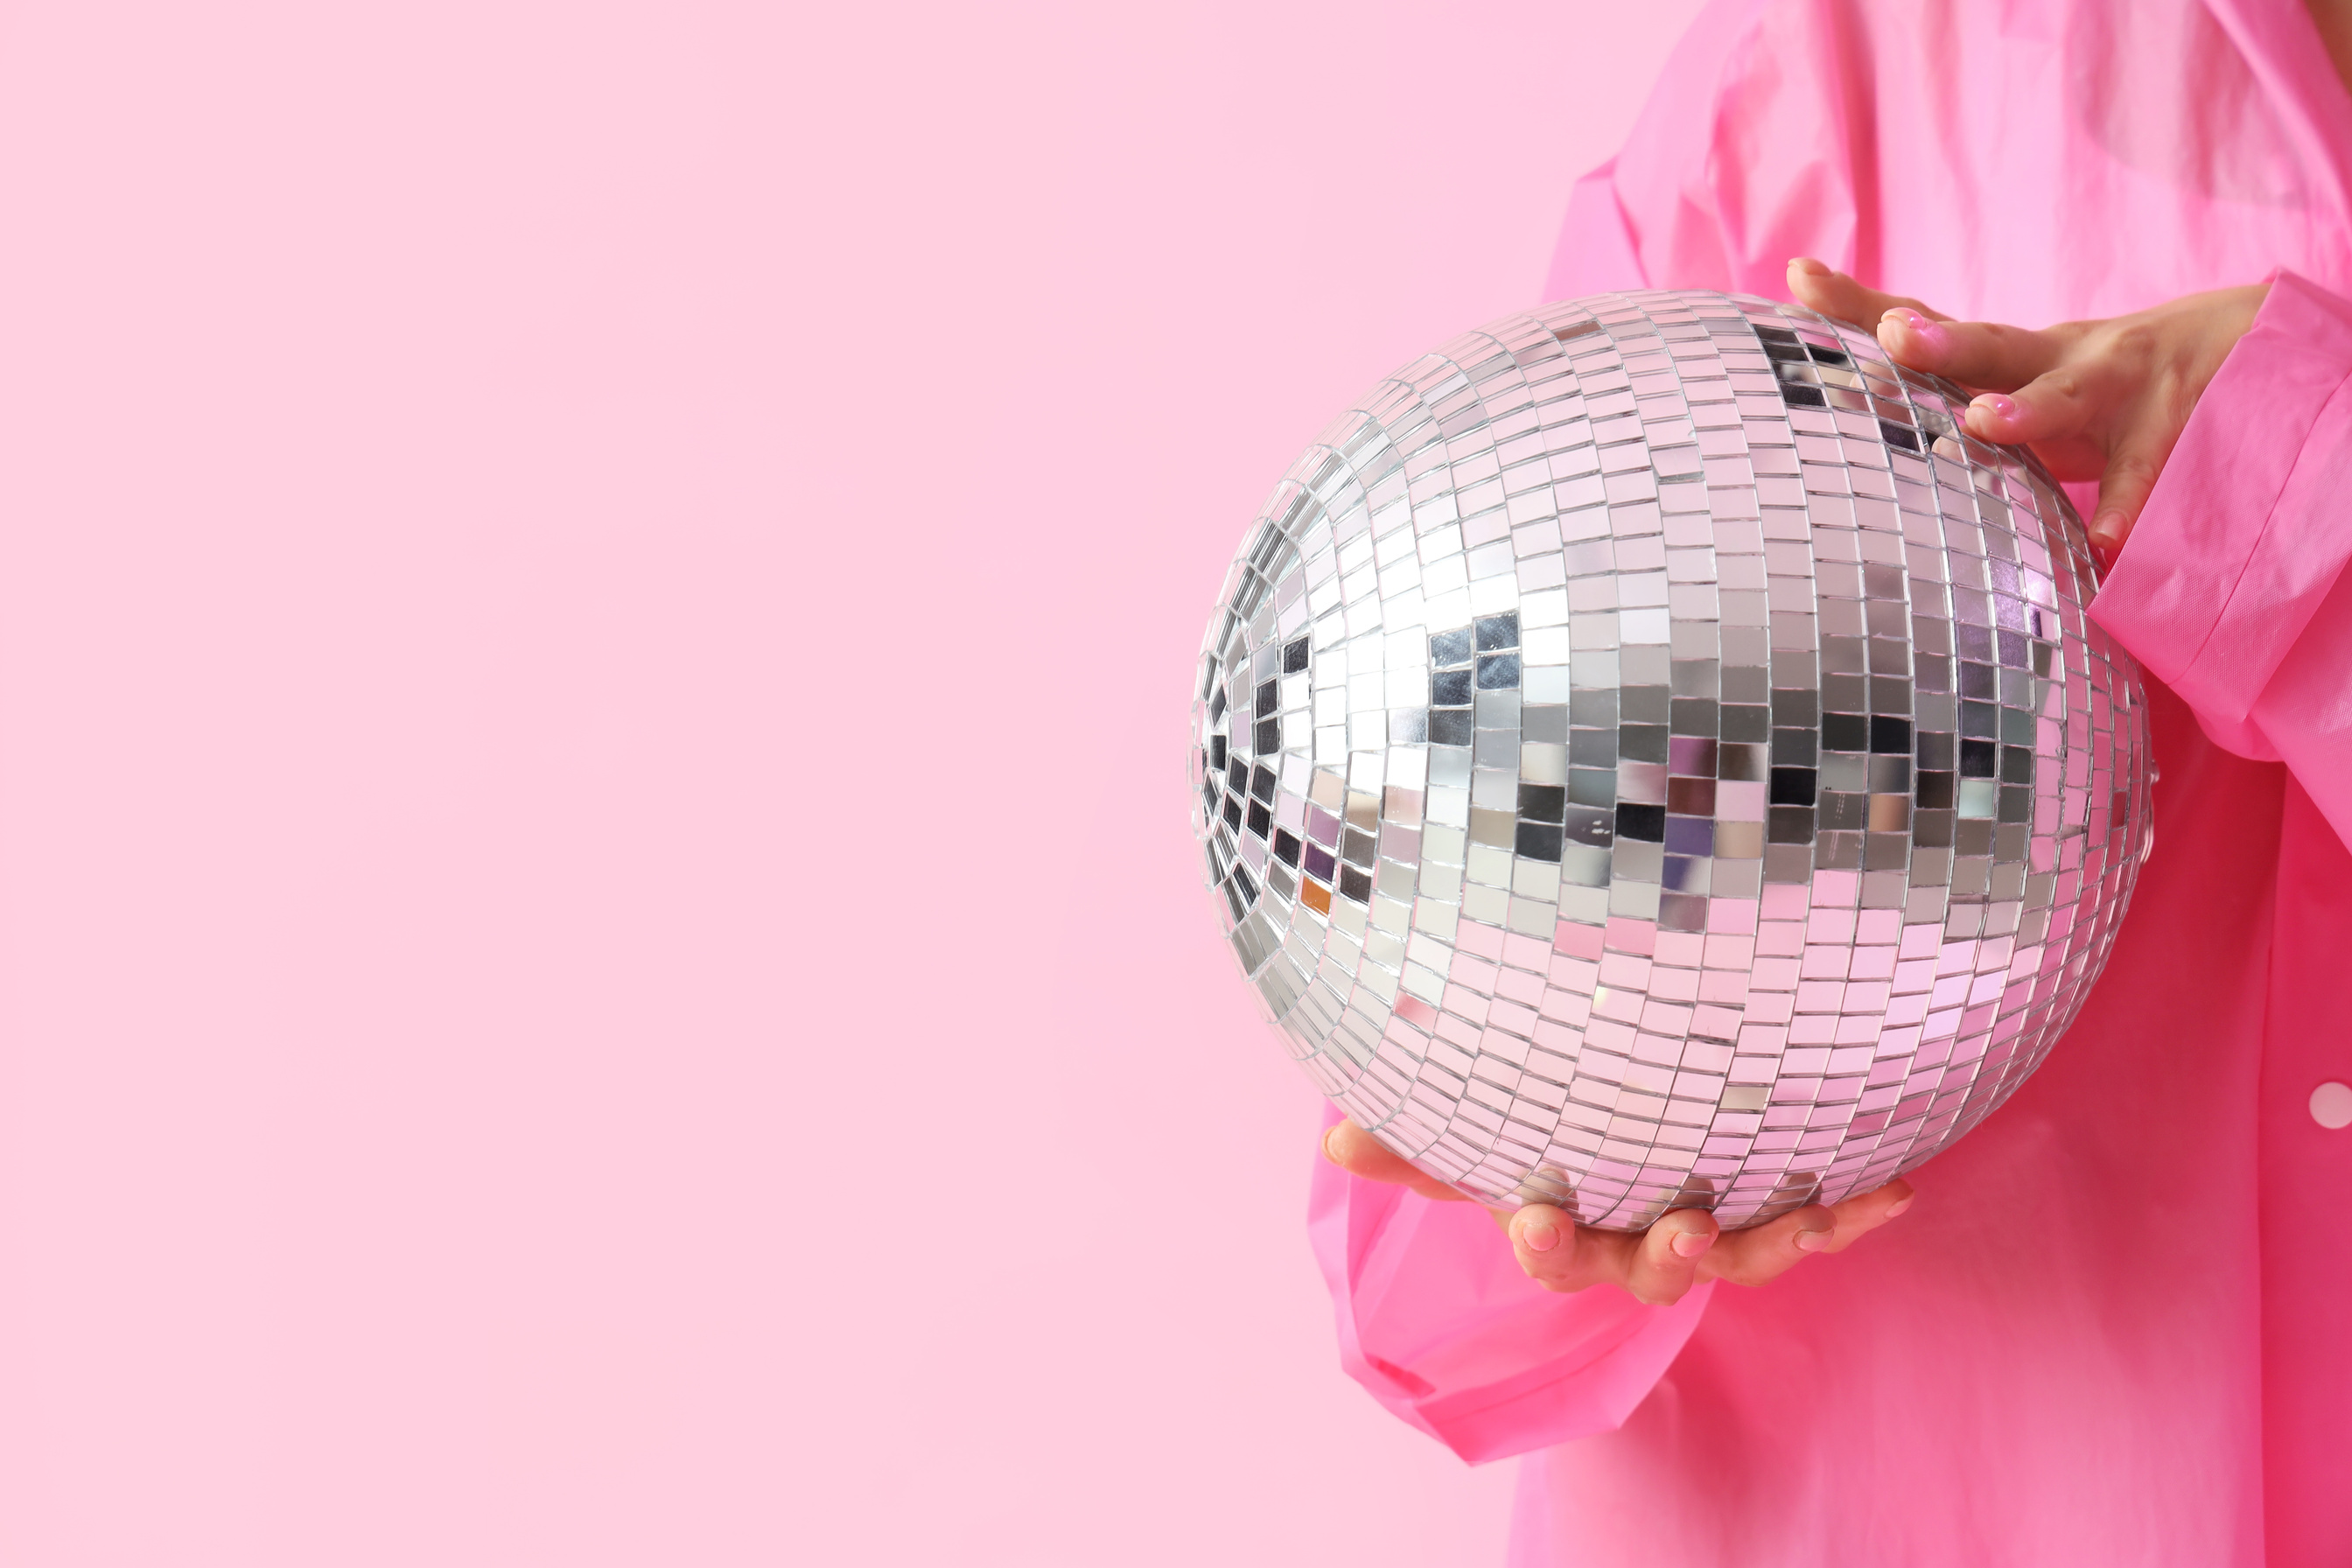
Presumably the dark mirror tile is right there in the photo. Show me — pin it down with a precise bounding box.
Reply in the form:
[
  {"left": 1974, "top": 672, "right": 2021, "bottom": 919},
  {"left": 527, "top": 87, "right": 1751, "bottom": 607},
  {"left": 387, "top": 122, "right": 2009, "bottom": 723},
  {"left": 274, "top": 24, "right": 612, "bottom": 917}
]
[
  {"left": 1476, "top": 612, "right": 1521, "bottom": 651},
  {"left": 1615, "top": 802, "right": 1666, "bottom": 842},
  {"left": 1620, "top": 723, "right": 1669, "bottom": 763},
  {"left": 1771, "top": 727, "right": 1818, "bottom": 767},
  {"left": 1518, "top": 783, "right": 1566, "bottom": 822},
  {"left": 1822, "top": 713, "right": 1869, "bottom": 752},
  {"left": 1516, "top": 822, "right": 1564, "bottom": 862}
]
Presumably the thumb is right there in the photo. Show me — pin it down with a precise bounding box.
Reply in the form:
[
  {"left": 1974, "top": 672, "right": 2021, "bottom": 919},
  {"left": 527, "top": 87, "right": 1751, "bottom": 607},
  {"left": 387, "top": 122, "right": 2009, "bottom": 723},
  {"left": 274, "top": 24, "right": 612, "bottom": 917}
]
[{"left": 1321, "top": 1118, "right": 1471, "bottom": 1201}]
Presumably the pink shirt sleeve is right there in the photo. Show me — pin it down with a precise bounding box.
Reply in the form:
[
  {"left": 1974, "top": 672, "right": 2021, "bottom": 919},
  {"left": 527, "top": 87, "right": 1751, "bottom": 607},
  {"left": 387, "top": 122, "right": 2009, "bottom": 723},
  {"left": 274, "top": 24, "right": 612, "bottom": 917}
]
[
  {"left": 1307, "top": 1109, "right": 1712, "bottom": 1463},
  {"left": 2089, "top": 270, "right": 2352, "bottom": 850},
  {"left": 1542, "top": 0, "right": 1872, "bottom": 304}
]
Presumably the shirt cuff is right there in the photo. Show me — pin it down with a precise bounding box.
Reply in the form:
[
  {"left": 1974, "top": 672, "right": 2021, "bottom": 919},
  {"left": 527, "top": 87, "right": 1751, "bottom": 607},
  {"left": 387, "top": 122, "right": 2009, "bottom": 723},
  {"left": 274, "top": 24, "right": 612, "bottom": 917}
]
[{"left": 2090, "top": 270, "right": 2352, "bottom": 726}]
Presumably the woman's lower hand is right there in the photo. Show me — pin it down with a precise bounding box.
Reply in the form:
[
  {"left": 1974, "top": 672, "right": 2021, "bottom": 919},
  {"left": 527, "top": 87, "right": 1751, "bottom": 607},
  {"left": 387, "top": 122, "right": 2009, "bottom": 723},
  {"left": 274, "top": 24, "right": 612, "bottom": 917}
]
[
  {"left": 1785, "top": 256, "right": 2267, "bottom": 564},
  {"left": 1320, "top": 1117, "right": 1914, "bottom": 1306}
]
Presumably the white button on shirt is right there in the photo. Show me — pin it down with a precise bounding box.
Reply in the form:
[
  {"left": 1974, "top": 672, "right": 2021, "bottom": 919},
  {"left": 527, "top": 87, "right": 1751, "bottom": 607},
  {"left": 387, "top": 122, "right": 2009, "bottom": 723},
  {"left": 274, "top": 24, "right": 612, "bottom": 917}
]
[{"left": 2311, "top": 1082, "right": 2352, "bottom": 1130}]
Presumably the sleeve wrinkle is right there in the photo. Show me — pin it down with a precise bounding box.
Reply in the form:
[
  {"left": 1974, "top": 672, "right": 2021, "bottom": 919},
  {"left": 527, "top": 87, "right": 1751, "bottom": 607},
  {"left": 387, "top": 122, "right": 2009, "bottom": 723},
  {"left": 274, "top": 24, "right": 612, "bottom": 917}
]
[
  {"left": 2090, "top": 270, "right": 2352, "bottom": 850},
  {"left": 2181, "top": 367, "right": 2352, "bottom": 716}
]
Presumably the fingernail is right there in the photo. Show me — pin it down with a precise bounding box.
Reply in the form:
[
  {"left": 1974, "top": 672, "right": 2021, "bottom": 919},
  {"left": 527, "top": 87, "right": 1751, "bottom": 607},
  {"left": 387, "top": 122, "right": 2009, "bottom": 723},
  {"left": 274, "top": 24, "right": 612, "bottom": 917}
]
[
  {"left": 1884, "top": 1196, "right": 1914, "bottom": 1219},
  {"left": 1882, "top": 310, "right": 1947, "bottom": 354},
  {"left": 1971, "top": 394, "right": 2018, "bottom": 426},
  {"left": 2090, "top": 512, "right": 2125, "bottom": 548},
  {"left": 1793, "top": 1228, "right": 1831, "bottom": 1253},
  {"left": 1670, "top": 1228, "right": 1712, "bottom": 1258},
  {"left": 1520, "top": 1216, "right": 1561, "bottom": 1253},
  {"left": 1320, "top": 1125, "right": 1340, "bottom": 1163},
  {"left": 1788, "top": 256, "right": 1831, "bottom": 277}
]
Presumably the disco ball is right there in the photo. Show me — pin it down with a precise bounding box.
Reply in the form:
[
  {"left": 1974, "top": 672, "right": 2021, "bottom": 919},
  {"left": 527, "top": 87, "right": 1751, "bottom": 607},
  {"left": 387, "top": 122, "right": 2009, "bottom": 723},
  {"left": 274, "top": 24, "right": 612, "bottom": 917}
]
[{"left": 1190, "top": 289, "right": 2152, "bottom": 1232}]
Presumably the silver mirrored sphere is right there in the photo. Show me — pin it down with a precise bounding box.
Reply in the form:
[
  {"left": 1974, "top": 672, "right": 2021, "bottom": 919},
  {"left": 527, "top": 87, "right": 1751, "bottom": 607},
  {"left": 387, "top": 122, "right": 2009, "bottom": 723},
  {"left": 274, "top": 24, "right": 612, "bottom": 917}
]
[{"left": 1191, "top": 290, "right": 2152, "bottom": 1231}]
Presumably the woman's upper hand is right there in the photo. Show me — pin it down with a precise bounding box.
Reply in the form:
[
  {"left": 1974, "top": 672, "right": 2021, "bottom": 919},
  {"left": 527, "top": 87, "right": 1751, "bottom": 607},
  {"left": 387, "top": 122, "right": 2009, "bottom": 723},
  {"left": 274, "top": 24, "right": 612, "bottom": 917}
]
[
  {"left": 1320, "top": 1117, "right": 1913, "bottom": 1307},
  {"left": 1785, "top": 257, "right": 2268, "bottom": 564}
]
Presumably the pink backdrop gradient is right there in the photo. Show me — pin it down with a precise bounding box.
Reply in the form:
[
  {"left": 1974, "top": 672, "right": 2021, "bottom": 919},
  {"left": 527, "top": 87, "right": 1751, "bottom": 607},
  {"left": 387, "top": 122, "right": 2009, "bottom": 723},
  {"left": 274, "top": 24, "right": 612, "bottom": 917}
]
[{"left": 0, "top": 3, "right": 1698, "bottom": 1562}]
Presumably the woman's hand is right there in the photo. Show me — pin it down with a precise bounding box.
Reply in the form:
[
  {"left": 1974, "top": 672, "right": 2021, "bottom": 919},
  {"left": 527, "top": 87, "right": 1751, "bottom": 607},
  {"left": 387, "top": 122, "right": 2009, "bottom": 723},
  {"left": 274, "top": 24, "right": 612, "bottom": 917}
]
[
  {"left": 1320, "top": 1117, "right": 1914, "bottom": 1306},
  {"left": 1785, "top": 257, "right": 2268, "bottom": 564}
]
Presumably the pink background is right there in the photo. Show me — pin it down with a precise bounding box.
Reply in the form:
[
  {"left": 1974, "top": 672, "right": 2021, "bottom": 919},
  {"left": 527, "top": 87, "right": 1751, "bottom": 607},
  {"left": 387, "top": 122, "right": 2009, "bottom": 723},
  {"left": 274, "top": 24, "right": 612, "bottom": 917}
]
[{"left": 0, "top": 3, "right": 1698, "bottom": 1562}]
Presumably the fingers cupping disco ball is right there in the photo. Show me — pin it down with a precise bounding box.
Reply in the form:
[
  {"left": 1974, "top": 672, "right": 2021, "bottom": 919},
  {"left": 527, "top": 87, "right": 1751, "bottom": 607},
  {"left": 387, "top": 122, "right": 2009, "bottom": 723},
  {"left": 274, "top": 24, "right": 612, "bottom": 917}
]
[{"left": 1190, "top": 290, "right": 2152, "bottom": 1232}]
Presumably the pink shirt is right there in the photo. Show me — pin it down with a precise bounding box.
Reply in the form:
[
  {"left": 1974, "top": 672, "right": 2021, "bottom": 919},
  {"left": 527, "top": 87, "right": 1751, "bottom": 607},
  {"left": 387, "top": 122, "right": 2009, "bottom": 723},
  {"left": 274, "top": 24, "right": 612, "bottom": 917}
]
[{"left": 1309, "top": 3, "right": 2352, "bottom": 1562}]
